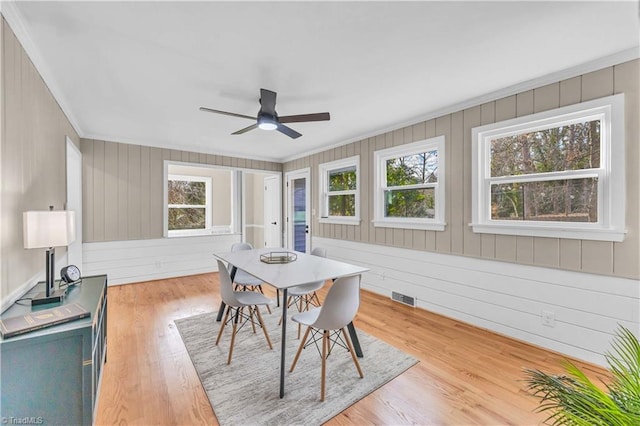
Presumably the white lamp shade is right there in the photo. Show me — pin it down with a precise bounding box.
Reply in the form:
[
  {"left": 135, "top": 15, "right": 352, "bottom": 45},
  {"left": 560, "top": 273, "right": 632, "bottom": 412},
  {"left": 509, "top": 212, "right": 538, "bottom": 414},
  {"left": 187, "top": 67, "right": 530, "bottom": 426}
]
[{"left": 23, "top": 210, "right": 76, "bottom": 249}]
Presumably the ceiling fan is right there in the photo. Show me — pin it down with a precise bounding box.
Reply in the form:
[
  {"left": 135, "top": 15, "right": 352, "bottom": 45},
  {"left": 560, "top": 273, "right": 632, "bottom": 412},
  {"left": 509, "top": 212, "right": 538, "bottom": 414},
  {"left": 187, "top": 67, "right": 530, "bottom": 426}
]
[{"left": 200, "top": 88, "right": 330, "bottom": 139}]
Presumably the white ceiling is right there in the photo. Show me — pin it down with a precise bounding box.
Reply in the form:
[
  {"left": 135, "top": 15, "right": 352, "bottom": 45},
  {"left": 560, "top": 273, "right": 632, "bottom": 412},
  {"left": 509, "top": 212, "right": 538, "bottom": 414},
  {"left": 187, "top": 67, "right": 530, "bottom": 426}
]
[{"left": 4, "top": 1, "right": 639, "bottom": 162}]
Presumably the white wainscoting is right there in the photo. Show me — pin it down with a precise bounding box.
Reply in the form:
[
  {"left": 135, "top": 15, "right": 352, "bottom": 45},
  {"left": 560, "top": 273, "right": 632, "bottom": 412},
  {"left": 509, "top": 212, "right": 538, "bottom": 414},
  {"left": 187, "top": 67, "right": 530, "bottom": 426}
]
[
  {"left": 83, "top": 234, "right": 241, "bottom": 286},
  {"left": 314, "top": 237, "right": 640, "bottom": 367}
]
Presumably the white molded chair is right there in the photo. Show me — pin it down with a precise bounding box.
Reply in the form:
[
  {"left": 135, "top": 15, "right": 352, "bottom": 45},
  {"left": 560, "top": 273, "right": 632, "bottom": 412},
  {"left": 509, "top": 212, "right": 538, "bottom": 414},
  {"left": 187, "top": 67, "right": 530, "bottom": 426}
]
[
  {"left": 280, "top": 247, "right": 327, "bottom": 338},
  {"left": 289, "top": 274, "right": 363, "bottom": 401},
  {"left": 231, "top": 242, "right": 272, "bottom": 314},
  {"left": 215, "top": 260, "right": 273, "bottom": 364}
]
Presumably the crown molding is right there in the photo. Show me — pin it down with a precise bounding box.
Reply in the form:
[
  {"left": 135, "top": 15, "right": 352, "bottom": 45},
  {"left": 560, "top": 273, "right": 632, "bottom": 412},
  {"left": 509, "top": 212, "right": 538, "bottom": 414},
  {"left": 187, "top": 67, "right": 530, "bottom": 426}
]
[
  {"left": 282, "top": 47, "right": 640, "bottom": 163},
  {"left": 1, "top": 1, "right": 85, "bottom": 137}
]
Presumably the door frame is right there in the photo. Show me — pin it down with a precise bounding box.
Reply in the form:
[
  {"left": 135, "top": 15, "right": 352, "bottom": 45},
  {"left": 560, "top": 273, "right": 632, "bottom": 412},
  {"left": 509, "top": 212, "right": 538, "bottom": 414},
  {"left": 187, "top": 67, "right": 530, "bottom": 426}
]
[{"left": 285, "top": 167, "right": 311, "bottom": 252}]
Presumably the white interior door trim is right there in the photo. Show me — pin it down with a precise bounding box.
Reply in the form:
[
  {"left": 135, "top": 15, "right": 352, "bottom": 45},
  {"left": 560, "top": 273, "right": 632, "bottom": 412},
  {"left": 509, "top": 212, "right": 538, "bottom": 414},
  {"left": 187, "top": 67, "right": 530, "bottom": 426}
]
[{"left": 285, "top": 167, "right": 311, "bottom": 252}]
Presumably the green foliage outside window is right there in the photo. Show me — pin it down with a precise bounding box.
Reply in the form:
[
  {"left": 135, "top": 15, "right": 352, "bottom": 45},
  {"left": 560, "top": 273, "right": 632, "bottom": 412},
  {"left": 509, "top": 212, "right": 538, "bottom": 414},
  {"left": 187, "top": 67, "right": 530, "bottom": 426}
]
[
  {"left": 490, "top": 120, "right": 600, "bottom": 222},
  {"left": 384, "top": 151, "right": 437, "bottom": 218},
  {"left": 328, "top": 167, "right": 356, "bottom": 216},
  {"left": 168, "top": 180, "right": 207, "bottom": 230}
]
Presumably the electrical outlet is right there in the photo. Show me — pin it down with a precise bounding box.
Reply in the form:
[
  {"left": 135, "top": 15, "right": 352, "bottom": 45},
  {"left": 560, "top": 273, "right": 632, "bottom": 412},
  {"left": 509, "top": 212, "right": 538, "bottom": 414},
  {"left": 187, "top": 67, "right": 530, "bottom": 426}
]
[{"left": 542, "top": 310, "right": 556, "bottom": 327}]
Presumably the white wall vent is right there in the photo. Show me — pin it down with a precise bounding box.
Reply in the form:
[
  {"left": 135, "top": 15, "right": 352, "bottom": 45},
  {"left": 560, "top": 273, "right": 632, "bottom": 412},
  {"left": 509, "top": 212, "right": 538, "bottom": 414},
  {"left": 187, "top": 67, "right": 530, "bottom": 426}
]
[{"left": 391, "top": 291, "right": 415, "bottom": 307}]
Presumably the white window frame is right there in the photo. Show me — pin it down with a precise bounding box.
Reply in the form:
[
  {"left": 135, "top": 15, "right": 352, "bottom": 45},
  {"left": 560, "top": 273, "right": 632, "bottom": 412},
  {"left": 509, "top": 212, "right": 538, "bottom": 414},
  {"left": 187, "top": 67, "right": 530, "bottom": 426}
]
[
  {"left": 471, "top": 93, "right": 625, "bottom": 242},
  {"left": 167, "top": 174, "right": 212, "bottom": 237},
  {"left": 318, "top": 155, "right": 360, "bottom": 225},
  {"left": 373, "top": 136, "right": 446, "bottom": 231}
]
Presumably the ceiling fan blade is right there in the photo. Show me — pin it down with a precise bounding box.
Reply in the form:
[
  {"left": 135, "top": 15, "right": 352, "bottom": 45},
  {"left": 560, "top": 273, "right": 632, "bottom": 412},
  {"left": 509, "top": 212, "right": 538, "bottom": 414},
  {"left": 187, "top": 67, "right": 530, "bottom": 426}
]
[
  {"left": 260, "top": 89, "right": 277, "bottom": 116},
  {"left": 199, "top": 107, "right": 255, "bottom": 121},
  {"left": 276, "top": 123, "right": 302, "bottom": 139},
  {"left": 279, "top": 112, "right": 331, "bottom": 123},
  {"left": 232, "top": 123, "right": 258, "bottom": 135}
]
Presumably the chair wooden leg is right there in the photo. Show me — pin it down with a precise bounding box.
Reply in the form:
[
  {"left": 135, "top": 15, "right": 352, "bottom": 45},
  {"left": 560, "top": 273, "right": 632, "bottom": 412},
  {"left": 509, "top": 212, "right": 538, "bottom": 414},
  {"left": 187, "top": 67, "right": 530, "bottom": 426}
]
[
  {"left": 290, "top": 326, "right": 312, "bottom": 372},
  {"left": 228, "top": 308, "right": 239, "bottom": 364},
  {"left": 257, "top": 285, "right": 272, "bottom": 314},
  {"left": 342, "top": 327, "right": 363, "bottom": 378},
  {"left": 321, "top": 330, "right": 328, "bottom": 401},
  {"left": 215, "top": 306, "right": 230, "bottom": 345},
  {"left": 248, "top": 306, "right": 257, "bottom": 333},
  {"left": 255, "top": 307, "right": 273, "bottom": 350}
]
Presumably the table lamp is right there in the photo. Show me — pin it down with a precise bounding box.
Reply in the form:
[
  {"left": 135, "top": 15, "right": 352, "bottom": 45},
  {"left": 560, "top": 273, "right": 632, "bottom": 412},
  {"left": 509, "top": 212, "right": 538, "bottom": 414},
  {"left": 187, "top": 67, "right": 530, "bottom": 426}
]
[{"left": 23, "top": 206, "right": 76, "bottom": 305}]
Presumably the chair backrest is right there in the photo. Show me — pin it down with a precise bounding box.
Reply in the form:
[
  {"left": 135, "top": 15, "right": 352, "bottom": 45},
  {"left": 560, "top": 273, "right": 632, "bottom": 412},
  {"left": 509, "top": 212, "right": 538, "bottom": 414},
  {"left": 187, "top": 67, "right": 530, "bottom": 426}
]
[
  {"left": 230, "top": 242, "right": 261, "bottom": 284},
  {"left": 231, "top": 242, "right": 253, "bottom": 252},
  {"left": 311, "top": 275, "right": 360, "bottom": 331},
  {"left": 216, "top": 259, "right": 241, "bottom": 307},
  {"left": 310, "top": 247, "right": 327, "bottom": 258}
]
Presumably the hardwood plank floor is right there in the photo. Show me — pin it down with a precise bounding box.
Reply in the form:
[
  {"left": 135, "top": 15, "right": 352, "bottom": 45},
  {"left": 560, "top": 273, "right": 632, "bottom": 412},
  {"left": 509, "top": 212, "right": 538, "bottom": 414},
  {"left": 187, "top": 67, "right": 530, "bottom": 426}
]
[{"left": 95, "top": 273, "right": 608, "bottom": 425}]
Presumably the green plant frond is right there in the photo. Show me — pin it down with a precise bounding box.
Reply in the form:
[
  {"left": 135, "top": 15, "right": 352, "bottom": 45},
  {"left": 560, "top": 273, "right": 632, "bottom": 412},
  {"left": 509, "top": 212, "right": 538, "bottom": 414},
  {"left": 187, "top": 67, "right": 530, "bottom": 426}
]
[{"left": 524, "top": 326, "right": 640, "bottom": 425}]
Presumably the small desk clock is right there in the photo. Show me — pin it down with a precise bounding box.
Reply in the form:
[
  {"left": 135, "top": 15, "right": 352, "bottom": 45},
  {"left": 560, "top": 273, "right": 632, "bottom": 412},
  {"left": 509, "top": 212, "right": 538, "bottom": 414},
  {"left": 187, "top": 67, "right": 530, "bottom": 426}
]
[{"left": 61, "top": 265, "right": 81, "bottom": 283}]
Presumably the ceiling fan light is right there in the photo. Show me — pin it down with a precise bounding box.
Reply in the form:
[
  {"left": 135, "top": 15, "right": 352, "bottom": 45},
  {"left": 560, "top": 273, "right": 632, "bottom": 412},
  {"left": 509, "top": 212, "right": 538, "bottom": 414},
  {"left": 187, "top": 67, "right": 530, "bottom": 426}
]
[{"left": 258, "top": 121, "right": 277, "bottom": 131}]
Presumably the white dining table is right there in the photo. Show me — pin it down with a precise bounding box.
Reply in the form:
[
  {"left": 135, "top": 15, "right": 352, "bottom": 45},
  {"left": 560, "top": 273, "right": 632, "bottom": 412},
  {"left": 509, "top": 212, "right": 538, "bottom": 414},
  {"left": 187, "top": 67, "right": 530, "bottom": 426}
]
[{"left": 213, "top": 247, "right": 369, "bottom": 398}]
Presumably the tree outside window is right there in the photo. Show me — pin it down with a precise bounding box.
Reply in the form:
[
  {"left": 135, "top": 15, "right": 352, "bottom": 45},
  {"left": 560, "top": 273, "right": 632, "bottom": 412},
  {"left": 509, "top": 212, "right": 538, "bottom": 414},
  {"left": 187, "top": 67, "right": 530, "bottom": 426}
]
[
  {"left": 373, "top": 136, "right": 446, "bottom": 231},
  {"left": 167, "top": 175, "right": 211, "bottom": 233},
  {"left": 319, "top": 156, "right": 360, "bottom": 225},
  {"left": 472, "top": 93, "right": 625, "bottom": 242}
]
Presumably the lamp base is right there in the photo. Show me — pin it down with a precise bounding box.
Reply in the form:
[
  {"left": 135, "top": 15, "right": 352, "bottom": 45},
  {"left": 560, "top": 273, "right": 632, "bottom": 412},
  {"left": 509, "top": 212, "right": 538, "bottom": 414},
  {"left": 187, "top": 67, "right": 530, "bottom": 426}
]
[{"left": 31, "top": 289, "right": 66, "bottom": 306}]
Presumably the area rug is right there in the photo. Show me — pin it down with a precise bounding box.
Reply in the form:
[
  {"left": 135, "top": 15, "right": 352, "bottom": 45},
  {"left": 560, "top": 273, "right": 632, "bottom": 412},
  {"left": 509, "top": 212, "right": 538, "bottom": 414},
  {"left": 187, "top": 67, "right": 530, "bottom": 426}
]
[{"left": 175, "top": 310, "right": 418, "bottom": 426}]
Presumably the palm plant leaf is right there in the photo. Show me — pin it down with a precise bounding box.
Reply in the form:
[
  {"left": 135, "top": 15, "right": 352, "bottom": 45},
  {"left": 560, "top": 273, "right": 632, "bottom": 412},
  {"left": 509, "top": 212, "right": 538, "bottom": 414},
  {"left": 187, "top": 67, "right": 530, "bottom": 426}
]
[{"left": 524, "top": 325, "right": 640, "bottom": 425}]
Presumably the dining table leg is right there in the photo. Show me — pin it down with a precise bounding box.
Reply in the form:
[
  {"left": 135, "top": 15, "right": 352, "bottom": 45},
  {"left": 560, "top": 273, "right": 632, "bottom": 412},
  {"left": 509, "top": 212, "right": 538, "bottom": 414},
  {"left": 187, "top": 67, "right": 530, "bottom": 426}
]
[
  {"left": 279, "top": 287, "right": 288, "bottom": 398},
  {"left": 347, "top": 322, "right": 363, "bottom": 358}
]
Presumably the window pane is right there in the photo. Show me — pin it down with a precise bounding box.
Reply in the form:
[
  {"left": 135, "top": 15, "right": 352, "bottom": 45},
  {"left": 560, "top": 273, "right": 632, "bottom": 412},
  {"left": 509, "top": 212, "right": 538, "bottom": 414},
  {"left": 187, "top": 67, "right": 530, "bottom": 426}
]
[
  {"left": 386, "top": 150, "right": 438, "bottom": 186},
  {"left": 384, "top": 188, "right": 435, "bottom": 219},
  {"left": 168, "top": 180, "right": 206, "bottom": 205},
  {"left": 168, "top": 207, "right": 206, "bottom": 230},
  {"left": 491, "top": 120, "right": 601, "bottom": 177},
  {"left": 328, "top": 194, "right": 355, "bottom": 216},
  {"left": 490, "top": 178, "right": 598, "bottom": 222},
  {"left": 328, "top": 167, "right": 357, "bottom": 191}
]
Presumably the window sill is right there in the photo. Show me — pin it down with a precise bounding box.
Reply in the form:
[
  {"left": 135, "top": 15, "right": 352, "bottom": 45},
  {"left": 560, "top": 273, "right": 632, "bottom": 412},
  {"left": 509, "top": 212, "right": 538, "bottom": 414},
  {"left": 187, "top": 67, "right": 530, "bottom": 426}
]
[
  {"left": 319, "top": 217, "right": 361, "bottom": 225},
  {"left": 373, "top": 219, "right": 446, "bottom": 231},
  {"left": 470, "top": 222, "right": 626, "bottom": 242},
  {"left": 167, "top": 227, "right": 233, "bottom": 238}
]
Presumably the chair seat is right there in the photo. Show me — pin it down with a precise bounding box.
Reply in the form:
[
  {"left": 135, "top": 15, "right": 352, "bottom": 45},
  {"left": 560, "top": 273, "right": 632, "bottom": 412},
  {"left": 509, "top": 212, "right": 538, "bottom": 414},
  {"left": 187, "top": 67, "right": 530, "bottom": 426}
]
[
  {"left": 288, "top": 280, "right": 325, "bottom": 296},
  {"left": 234, "top": 270, "right": 263, "bottom": 286},
  {"left": 233, "top": 291, "right": 272, "bottom": 307},
  {"left": 291, "top": 307, "right": 321, "bottom": 327}
]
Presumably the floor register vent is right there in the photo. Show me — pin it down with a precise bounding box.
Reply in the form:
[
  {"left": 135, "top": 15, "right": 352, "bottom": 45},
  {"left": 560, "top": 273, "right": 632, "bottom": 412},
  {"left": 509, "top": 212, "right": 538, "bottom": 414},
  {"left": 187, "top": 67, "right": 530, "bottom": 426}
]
[{"left": 391, "top": 291, "right": 416, "bottom": 307}]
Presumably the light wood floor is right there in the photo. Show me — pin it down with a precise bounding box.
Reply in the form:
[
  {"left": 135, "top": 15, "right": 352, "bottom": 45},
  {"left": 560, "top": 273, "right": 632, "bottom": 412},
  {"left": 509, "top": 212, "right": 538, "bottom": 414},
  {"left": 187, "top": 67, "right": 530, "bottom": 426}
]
[{"left": 95, "top": 273, "right": 608, "bottom": 425}]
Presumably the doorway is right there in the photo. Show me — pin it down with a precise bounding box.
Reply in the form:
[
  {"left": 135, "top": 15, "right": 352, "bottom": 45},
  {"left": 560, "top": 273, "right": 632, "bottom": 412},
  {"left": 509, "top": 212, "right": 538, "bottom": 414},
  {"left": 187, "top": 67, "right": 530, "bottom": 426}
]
[{"left": 285, "top": 168, "right": 310, "bottom": 252}]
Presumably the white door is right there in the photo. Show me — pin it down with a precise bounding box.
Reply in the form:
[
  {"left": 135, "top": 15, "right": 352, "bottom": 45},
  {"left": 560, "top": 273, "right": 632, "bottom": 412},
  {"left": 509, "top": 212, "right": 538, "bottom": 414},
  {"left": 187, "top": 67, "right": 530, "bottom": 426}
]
[
  {"left": 264, "top": 175, "right": 281, "bottom": 248},
  {"left": 66, "top": 137, "right": 83, "bottom": 268},
  {"left": 285, "top": 168, "right": 310, "bottom": 253}
]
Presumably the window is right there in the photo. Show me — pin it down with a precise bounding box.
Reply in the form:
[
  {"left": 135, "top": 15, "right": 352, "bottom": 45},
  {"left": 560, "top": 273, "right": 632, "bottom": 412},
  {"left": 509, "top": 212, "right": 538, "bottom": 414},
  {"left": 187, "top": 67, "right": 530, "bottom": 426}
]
[
  {"left": 472, "top": 93, "right": 625, "bottom": 241},
  {"left": 373, "top": 136, "right": 446, "bottom": 230},
  {"left": 319, "top": 156, "right": 360, "bottom": 224},
  {"left": 167, "top": 174, "right": 212, "bottom": 236}
]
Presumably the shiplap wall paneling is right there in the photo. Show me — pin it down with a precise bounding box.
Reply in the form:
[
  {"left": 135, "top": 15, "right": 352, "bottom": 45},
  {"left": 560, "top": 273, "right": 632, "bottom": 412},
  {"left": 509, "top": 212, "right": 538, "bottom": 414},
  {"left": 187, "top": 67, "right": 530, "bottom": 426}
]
[
  {"left": 436, "top": 114, "right": 452, "bottom": 253},
  {"left": 450, "top": 111, "right": 465, "bottom": 255},
  {"left": 1, "top": 18, "right": 80, "bottom": 303},
  {"left": 315, "top": 237, "right": 640, "bottom": 368},
  {"left": 614, "top": 60, "right": 640, "bottom": 278},
  {"left": 285, "top": 61, "right": 638, "bottom": 279},
  {"left": 463, "top": 105, "right": 482, "bottom": 257},
  {"left": 83, "top": 234, "right": 240, "bottom": 285},
  {"left": 81, "top": 138, "right": 282, "bottom": 243}
]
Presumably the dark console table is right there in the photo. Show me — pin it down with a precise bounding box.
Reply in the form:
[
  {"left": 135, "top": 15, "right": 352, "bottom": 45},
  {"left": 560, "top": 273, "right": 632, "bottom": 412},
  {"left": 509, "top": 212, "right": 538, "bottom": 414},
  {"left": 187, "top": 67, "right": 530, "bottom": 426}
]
[{"left": 0, "top": 274, "right": 108, "bottom": 425}]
